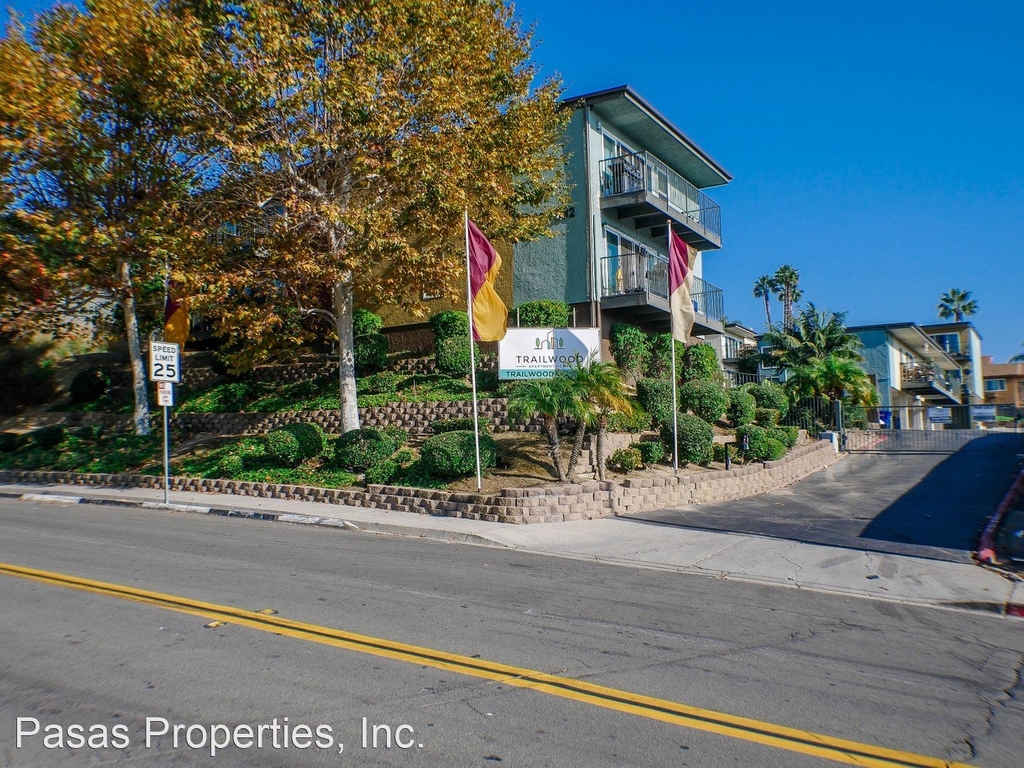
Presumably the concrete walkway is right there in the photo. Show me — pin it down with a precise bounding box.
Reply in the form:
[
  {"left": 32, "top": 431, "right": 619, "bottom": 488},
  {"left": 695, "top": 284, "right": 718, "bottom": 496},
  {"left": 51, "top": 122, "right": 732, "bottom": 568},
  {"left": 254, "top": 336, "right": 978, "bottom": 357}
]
[{"left": 2, "top": 480, "right": 1022, "bottom": 619}]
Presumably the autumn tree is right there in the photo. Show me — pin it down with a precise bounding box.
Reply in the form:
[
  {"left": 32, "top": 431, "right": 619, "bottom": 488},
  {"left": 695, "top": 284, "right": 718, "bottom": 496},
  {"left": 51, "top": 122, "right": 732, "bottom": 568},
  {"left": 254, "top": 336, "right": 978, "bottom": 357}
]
[
  {"left": 0, "top": 0, "right": 219, "bottom": 433},
  {"left": 179, "top": 0, "right": 569, "bottom": 432}
]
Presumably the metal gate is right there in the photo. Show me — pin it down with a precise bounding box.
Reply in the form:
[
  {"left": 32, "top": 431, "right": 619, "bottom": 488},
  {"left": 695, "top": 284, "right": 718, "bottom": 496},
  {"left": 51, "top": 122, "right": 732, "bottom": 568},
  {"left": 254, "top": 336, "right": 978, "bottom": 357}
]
[{"left": 843, "top": 404, "right": 1022, "bottom": 453}]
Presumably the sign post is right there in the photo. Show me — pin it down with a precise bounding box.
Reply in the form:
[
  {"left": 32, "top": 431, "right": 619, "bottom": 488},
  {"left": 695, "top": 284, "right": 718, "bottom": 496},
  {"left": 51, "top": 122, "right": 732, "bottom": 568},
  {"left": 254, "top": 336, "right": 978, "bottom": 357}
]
[{"left": 149, "top": 343, "right": 180, "bottom": 505}]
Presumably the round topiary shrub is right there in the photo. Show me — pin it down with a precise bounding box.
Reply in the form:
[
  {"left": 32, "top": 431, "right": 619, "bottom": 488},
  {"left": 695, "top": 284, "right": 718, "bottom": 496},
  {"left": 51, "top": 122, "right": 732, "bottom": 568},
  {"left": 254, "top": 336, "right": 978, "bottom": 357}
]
[
  {"left": 727, "top": 389, "right": 756, "bottom": 427},
  {"left": 761, "top": 437, "right": 787, "bottom": 461},
  {"left": 354, "top": 333, "right": 389, "bottom": 375},
  {"left": 636, "top": 378, "right": 675, "bottom": 427},
  {"left": 217, "top": 453, "right": 245, "bottom": 477},
  {"left": 746, "top": 381, "right": 790, "bottom": 418},
  {"left": 610, "top": 324, "right": 652, "bottom": 379},
  {"left": 266, "top": 429, "right": 303, "bottom": 468},
  {"left": 755, "top": 407, "right": 780, "bottom": 427},
  {"left": 636, "top": 440, "right": 665, "bottom": 467},
  {"left": 420, "top": 430, "right": 496, "bottom": 479},
  {"left": 332, "top": 428, "right": 398, "bottom": 472},
  {"left": 679, "top": 380, "right": 729, "bottom": 424},
  {"left": 32, "top": 425, "right": 66, "bottom": 450},
  {"left": 435, "top": 336, "right": 479, "bottom": 378},
  {"left": 70, "top": 367, "right": 111, "bottom": 404},
  {"left": 352, "top": 308, "right": 384, "bottom": 338},
  {"left": 768, "top": 425, "right": 799, "bottom": 448},
  {"left": 514, "top": 300, "right": 570, "bottom": 327},
  {"left": 607, "top": 446, "right": 643, "bottom": 474},
  {"left": 360, "top": 370, "right": 401, "bottom": 394},
  {"left": 429, "top": 310, "right": 469, "bottom": 342},
  {"left": 735, "top": 424, "right": 778, "bottom": 461},
  {"left": 280, "top": 422, "right": 327, "bottom": 460},
  {"left": 660, "top": 414, "right": 713, "bottom": 467},
  {"left": 646, "top": 334, "right": 686, "bottom": 380},
  {"left": 364, "top": 459, "right": 398, "bottom": 486},
  {"left": 681, "top": 343, "right": 720, "bottom": 382}
]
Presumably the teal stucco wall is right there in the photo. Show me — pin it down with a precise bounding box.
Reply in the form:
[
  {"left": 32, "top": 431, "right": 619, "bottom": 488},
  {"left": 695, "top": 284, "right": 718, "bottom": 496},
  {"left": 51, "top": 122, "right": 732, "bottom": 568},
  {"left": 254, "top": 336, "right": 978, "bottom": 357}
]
[{"left": 854, "top": 330, "right": 893, "bottom": 407}]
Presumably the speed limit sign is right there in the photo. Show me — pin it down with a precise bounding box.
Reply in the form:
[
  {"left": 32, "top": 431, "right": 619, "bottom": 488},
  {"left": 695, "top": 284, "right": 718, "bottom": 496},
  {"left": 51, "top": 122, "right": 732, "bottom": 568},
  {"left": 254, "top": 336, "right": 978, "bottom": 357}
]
[{"left": 149, "top": 342, "right": 180, "bottom": 383}]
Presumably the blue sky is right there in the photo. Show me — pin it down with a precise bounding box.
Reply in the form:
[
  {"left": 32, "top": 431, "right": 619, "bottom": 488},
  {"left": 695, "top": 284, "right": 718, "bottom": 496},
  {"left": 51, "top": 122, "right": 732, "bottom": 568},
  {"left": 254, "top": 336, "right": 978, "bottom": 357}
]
[{"left": 4, "top": 1, "right": 1022, "bottom": 361}]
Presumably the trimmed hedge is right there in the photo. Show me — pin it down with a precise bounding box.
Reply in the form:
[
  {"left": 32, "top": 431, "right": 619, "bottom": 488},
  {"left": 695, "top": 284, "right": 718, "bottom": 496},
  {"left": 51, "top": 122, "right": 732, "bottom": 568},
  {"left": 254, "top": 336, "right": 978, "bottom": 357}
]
[
  {"left": 755, "top": 407, "right": 781, "bottom": 427},
  {"left": 607, "top": 446, "right": 643, "bottom": 473},
  {"left": 352, "top": 308, "right": 384, "bottom": 337},
  {"left": 762, "top": 437, "right": 787, "bottom": 461},
  {"left": 636, "top": 378, "right": 675, "bottom": 428},
  {"left": 679, "top": 380, "right": 729, "bottom": 424},
  {"left": 727, "top": 389, "right": 756, "bottom": 427},
  {"left": 646, "top": 334, "right": 686, "bottom": 380},
  {"left": 364, "top": 459, "right": 398, "bottom": 485},
  {"left": 265, "top": 423, "right": 326, "bottom": 467},
  {"left": 429, "top": 310, "right": 469, "bottom": 342},
  {"left": 606, "top": 403, "right": 651, "bottom": 433},
  {"left": 420, "top": 430, "right": 496, "bottom": 479},
  {"left": 514, "top": 300, "right": 570, "bottom": 327},
  {"left": 681, "top": 343, "right": 719, "bottom": 382},
  {"left": 432, "top": 417, "right": 480, "bottom": 434},
  {"left": 745, "top": 381, "right": 790, "bottom": 418},
  {"left": 636, "top": 440, "right": 665, "bottom": 467},
  {"left": 768, "top": 425, "right": 799, "bottom": 448},
  {"left": 610, "top": 324, "right": 651, "bottom": 379},
  {"left": 660, "top": 414, "right": 713, "bottom": 467},
  {"left": 332, "top": 428, "right": 399, "bottom": 472},
  {"left": 435, "top": 336, "right": 479, "bottom": 378},
  {"left": 734, "top": 424, "right": 787, "bottom": 461},
  {"left": 354, "top": 333, "right": 389, "bottom": 375}
]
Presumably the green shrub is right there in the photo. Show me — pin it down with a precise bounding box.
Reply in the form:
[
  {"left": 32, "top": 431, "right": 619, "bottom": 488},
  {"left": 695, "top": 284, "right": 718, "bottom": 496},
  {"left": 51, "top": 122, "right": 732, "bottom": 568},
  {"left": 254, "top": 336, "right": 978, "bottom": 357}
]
[
  {"left": 755, "top": 407, "right": 780, "bottom": 427},
  {"left": 787, "top": 406, "right": 823, "bottom": 433},
  {"left": 266, "top": 429, "right": 303, "bottom": 468},
  {"left": 681, "top": 343, "right": 720, "bottom": 382},
  {"left": 420, "top": 430, "right": 496, "bottom": 479},
  {"left": 433, "top": 417, "right": 479, "bottom": 434},
  {"left": 768, "top": 425, "right": 799, "bottom": 448},
  {"left": 70, "top": 367, "right": 111, "bottom": 404},
  {"left": 429, "top": 310, "right": 469, "bottom": 342},
  {"left": 361, "top": 370, "right": 401, "bottom": 394},
  {"left": 217, "top": 453, "right": 245, "bottom": 477},
  {"left": 660, "top": 414, "right": 713, "bottom": 467},
  {"left": 636, "top": 378, "right": 675, "bottom": 427},
  {"left": 610, "top": 324, "right": 652, "bottom": 379},
  {"left": 727, "top": 389, "right": 756, "bottom": 427},
  {"left": 636, "top": 440, "right": 665, "bottom": 467},
  {"left": 607, "top": 446, "right": 643, "bottom": 473},
  {"left": 514, "top": 300, "right": 570, "bottom": 327},
  {"left": 746, "top": 381, "right": 790, "bottom": 418},
  {"left": 32, "top": 426, "right": 66, "bottom": 450},
  {"left": 712, "top": 443, "right": 728, "bottom": 463},
  {"left": 845, "top": 404, "right": 868, "bottom": 429},
  {"left": 606, "top": 403, "right": 651, "bottom": 433},
  {"left": 646, "top": 334, "right": 686, "bottom": 380},
  {"left": 380, "top": 425, "right": 409, "bottom": 449},
  {"left": 0, "top": 432, "right": 27, "bottom": 452},
  {"left": 761, "top": 437, "right": 787, "bottom": 461},
  {"left": 354, "top": 333, "right": 389, "bottom": 375},
  {"left": 394, "top": 447, "right": 416, "bottom": 466},
  {"left": 333, "top": 428, "right": 398, "bottom": 472},
  {"left": 679, "top": 380, "right": 729, "bottom": 424},
  {"left": 352, "top": 308, "right": 384, "bottom": 338},
  {"left": 435, "top": 336, "right": 479, "bottom": 378},
  {"left": 735, "top": 424, "right": 783, "bottom": 461},
  {"left": 364, "top": 460, "right": 398, "bottom": 486},
  {"left": 280, "top": 423, "right": 327, "bottom": 460},
  {"left": 0, "top": 339, "right": 56, "bottom": 416}
]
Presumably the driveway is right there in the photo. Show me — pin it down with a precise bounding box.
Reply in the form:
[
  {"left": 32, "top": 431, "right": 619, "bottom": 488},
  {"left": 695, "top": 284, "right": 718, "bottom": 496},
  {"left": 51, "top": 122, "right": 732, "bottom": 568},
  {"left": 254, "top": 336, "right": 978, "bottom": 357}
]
[{"left": 626, "top": 433, "right": 1024, "bottom": 562}]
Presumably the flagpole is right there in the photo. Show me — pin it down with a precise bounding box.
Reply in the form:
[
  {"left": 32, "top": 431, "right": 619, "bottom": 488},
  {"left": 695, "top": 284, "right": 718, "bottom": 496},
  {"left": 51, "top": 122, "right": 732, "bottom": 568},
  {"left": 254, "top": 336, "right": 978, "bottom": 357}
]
[
  {"left": 464, "top": 209, "right": 483, "bottom": 492},
  {"left": 669, "top": 220, "right": 679, "bottom": 474}
]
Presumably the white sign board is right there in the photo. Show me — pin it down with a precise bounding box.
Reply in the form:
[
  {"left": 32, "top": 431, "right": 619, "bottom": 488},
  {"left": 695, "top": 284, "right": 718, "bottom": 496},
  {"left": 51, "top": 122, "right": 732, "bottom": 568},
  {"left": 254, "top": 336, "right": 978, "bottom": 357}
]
[
  {"left": 156, "top": 381, "right": 175, "bottom": 407},
  {"left": 498, "top": 328, "right": 601, "bottom": 380},
  {"left": 149, "top": 342, "right": 180, "bottom": 383},
  {"left": 927, "top": 406, "right": 952, "bottom": 424},
  {"left": 971, "top": 405, "right": 997, "bottom": 422}
]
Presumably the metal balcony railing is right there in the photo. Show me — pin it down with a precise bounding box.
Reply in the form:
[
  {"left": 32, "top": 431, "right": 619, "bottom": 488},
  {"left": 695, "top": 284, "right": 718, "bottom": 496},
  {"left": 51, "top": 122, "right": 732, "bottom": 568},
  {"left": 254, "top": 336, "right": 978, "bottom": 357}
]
[
  {"left": 599, "top": 252, "right": 725, "bottom": 323},
  {"left": 599, "top": 151, "right": 722, "bottom": 239},
  {"left": 901, "top": 362, "right": 955, "bottom": 393}
]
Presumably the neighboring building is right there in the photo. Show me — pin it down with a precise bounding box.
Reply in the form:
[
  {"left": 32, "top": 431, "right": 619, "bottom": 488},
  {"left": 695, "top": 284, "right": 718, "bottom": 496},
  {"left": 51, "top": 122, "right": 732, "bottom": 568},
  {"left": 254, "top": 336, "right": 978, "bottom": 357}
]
[
  {"left": 919, "top": 322, "right": 984, "bottom": 405},
  {"left": 848, "top": 322, "right": 962, "bottom": 428},
  {"left": 981, "top": 356, "right": 1024, "bottom": 414},
  {"left": 512, "top": 85, "right": 732, "bottom": 357},
  {"left": 717, "top": 322, "right": 759, "bottom": 385}
]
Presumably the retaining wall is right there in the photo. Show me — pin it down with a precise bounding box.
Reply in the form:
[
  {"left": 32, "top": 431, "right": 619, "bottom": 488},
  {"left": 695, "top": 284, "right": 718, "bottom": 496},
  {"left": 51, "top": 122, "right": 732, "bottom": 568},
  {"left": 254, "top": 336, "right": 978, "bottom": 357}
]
[{"left": 0, "top": 441, "right": 837, "bottom": 525}]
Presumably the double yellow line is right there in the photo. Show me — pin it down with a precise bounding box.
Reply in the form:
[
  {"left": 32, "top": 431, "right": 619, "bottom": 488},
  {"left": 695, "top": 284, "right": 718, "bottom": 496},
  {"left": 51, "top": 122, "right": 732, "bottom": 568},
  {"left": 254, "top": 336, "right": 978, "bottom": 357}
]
[{"left": 0, "top": 562, "right": 973, "bottom": 768}]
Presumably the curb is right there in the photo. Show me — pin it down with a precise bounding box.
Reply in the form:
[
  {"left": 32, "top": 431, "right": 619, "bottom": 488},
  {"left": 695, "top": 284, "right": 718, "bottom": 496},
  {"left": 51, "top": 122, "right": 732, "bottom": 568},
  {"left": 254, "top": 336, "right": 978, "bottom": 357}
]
[
  {"left": 976, "top": 465, "right": 1024, "bottom": 564},
  {"left": 1, "top": 490, "right": 504, "bottom": 547}
]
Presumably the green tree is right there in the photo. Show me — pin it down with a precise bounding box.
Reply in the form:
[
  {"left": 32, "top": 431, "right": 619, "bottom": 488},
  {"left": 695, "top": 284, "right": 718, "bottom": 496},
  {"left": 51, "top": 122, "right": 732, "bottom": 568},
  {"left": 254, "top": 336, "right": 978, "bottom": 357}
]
[
  {"left": 771, "top": 265, "right": 802, "bottom": 330},
  {"left": 784, "top": 355, "right": 878, "bottom": 406},
  {"left": 760, "top": 304, "right": 863, "bottom": 373},
  {"left": 1011, "top": 344, "right": 1024, "bottom": 363},
  {"left": 179, "top": 0, "right": 569, "bottom": 433},
  {"left": 937, "top": 288, "right": 978, "bottom": 322},
  {"left": 563, "top": 359, "right": 633, "bottom": 481},
  {"left": 0, "top": 0, "right": 218, "bottom": 434},
  {"left": 506, "top": 377, "right": 577, "bottom": 483},
  {"left": 752, "top": 275, "right": 775, "bottom": 328}
]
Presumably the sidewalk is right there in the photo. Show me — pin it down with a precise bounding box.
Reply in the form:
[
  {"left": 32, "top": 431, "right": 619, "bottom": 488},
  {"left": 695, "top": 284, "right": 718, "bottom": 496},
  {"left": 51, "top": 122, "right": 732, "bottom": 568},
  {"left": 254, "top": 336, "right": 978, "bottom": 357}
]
[{"left": 2, "top": 482, "right": 1022, "bottom": 618}]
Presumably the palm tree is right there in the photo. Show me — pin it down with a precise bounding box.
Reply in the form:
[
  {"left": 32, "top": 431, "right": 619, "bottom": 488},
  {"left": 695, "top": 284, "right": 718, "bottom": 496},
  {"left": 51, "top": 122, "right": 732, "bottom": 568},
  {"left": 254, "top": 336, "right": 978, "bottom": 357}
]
[
  {"left": 772, "top": 265, "right": 800, "bottom": 330},
  {"left": 760, "top": 303, "right": 863, "bottom": 373},
  {"left": 785, "top": 355, "right": 878, "bottom": 406},
  {"left": 1012, "top": 344, "right": 1024, "bottom": 363},
  {"left": 563, "top": 359, "right": 634, "bottom": 481},
  {"left": 752, "top": 275, "right": 775, "bottom": 328},
  {"left": 937, "top": 288, "right": 978, "bottom": 322},
  {"left": 506, "top": 377, "right": 577, "bottom": 482}
]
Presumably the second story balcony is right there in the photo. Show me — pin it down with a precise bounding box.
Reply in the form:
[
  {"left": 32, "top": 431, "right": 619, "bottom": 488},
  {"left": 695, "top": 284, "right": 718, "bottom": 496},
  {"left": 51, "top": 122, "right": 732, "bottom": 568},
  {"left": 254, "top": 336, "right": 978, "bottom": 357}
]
[
  {"left": 599, "top": 151, "right": 722, "bottom": 250},
  {"left": 900, "top": 362, "right": 960, "bottom": 404},
  {"left": 599, "top": 250, "right": 725, "bottom": 335}
]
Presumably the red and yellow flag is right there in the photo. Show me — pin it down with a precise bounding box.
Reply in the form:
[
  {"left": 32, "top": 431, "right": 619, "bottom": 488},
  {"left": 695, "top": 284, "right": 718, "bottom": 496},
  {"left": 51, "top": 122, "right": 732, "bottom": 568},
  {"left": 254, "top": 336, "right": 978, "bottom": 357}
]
[
  {"left": 164, "top": 283, "right": 190, "bottom": 347},
  {"left": 467, "top": 219, "right": 507, "bottom": 342},
  {"left": 668, "top": 228, "right": 695, "bottom": 343}
]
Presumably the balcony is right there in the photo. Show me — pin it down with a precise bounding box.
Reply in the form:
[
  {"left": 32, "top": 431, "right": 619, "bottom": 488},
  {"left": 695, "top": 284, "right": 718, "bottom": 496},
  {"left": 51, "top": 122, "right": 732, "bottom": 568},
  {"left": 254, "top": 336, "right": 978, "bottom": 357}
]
[
  {"left": 900, "top": 362, "right": 960, "bottom": 404},
  {"left": 599, "top": 152, "right": 722, "bottom": 250},
  {"left": 599, "top": 251, "right": 724, "bottom": 335}
]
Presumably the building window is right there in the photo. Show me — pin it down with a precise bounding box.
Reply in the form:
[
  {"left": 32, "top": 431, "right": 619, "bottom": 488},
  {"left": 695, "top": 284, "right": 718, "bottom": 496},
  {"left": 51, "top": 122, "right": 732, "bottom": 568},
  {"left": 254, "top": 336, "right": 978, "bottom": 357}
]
[
  {"left": 985, "top": 379, "right": 1007, "bottom": 392},
  {"left": 931, "top": 333, "right": 961, "bottom": 354}
]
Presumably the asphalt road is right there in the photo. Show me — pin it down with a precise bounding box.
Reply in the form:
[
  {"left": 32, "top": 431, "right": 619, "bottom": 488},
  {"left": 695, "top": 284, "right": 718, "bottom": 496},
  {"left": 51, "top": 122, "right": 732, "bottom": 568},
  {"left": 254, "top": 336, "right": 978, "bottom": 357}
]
[
  {"left": 1, "top": 499, "right": 1022, "bottom": 767},
  {"left": 628, "top": 433, "right": 1024, "bottom": 561}
]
